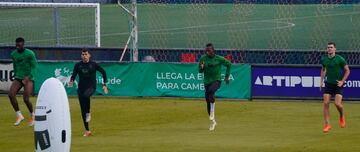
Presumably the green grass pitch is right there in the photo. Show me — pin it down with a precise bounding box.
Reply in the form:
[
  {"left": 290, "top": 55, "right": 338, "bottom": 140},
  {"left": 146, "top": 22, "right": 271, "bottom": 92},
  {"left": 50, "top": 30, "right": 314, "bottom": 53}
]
[{"left": 1, "top": 96, "right": 360, "bottom": 152}]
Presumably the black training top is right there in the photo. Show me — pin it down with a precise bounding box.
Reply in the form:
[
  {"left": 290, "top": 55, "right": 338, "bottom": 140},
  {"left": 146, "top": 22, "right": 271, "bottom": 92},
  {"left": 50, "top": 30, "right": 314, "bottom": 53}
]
[{"left": 70, "top": 61, "right": 107, "bottom": 90}]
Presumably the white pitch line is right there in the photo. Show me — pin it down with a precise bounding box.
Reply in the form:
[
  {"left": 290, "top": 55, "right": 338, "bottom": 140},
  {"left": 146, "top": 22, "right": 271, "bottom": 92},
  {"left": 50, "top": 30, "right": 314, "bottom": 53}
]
[
  {"left": 0, "top": 17, "right": 40, "bottom": 22},
  {"left": 146, "top": 21, "right": 296, "bottom": 35},
  {"left": 21, "top": 20, "right": 295, "bottom": 44}
]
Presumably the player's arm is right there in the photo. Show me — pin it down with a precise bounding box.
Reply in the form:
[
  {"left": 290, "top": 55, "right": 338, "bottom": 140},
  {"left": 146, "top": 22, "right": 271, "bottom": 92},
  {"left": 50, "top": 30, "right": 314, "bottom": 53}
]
[
  {"left": 336, "top": 58, "right": 350, "bottom": 87},
  {"left": 95, "top": 62, "right": 107, "bottom": 85},
  {"left": 28, "top": 51, "right": 37, "bottom": 80},
  {"left": 69, "top": 63, "right": 79, "bottom": 87},
  {"left": 320, "top": 66, "right": 326, "bottom": 91},
  {"left": 319, "top": 57, "right": 326, "bottom": 91},
  {"left": 199, "top": 57, "right": 205, "bottom": 73},
  {"left": 11, "top": 54, "right": 16, "bottom": 78},
  {"left": 337, "top": 63, "right": 350, "bottom": 87},
  {"left": 221, "top": 57, "right": 232, "bottom": 84},
  {"left": 95, "top": 62, "right": 108, "bottom": 94}
]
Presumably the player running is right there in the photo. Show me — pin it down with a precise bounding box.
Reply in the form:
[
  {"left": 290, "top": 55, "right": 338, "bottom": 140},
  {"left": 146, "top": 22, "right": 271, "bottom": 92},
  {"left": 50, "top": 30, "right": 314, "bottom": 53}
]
[
  {"left": 320, "top": 42, "right": 350, "bottom": 133},
  {"left": 199, "top": 43, "right": 231, "bottom": 131},
  {"left": 8, "top": 37, "right": 37, "bottom": 126},
  {"left": 69, "top": 48, "right": 108, "bottom": 136}
]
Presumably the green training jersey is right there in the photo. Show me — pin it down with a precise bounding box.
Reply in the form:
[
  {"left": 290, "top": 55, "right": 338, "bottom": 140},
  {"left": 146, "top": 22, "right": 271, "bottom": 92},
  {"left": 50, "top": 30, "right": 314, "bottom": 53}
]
[
  {"left": 11, "top": 49, "right": 37, "bottom": 80},
  {"left": 199, "top": 54, "right": 231, "bottom": 85},
  {"left": 321, "top": 54, "right": 347, "bottom": 85}
]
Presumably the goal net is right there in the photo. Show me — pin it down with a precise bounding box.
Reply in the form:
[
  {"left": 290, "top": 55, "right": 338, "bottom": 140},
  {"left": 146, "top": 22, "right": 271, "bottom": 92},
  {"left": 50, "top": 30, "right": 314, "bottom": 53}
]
[
  {"left": 0, "top": 2, "right": 100, "bottom": 47},
  {"left": 125, "top": 0, "right": 360, "bottom": 63}
]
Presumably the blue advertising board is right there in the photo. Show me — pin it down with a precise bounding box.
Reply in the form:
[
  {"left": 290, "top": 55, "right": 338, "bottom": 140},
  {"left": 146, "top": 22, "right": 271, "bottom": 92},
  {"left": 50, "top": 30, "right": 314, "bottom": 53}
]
[{"left": 252, "top": 66, "right": 360, "bottom": 98}]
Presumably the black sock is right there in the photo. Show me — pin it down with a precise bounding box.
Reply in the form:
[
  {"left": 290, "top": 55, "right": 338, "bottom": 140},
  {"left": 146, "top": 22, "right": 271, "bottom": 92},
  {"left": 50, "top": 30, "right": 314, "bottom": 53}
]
[
  {"left": 79, "top": 94, "right": 90, "bottom": 131},
  {"left": 206, "top": 102, "right": 211, "bottom": 115}
]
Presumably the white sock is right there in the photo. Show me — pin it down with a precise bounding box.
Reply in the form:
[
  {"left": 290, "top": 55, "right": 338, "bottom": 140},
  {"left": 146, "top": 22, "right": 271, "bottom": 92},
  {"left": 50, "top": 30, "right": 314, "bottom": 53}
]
[
  {"left": 16, "top": 111, "right": 23, "bottom": 117},
  {"left": 210, "top": 103, "right": 215, "bottom": 114},
  {"left": 210, "top": 103, "right": 215, "bottom": 120}
]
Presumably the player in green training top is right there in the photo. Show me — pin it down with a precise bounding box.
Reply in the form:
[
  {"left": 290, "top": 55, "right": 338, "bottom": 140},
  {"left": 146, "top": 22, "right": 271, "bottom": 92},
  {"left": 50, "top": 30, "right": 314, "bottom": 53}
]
[
  {"left": 199, "top": 43, "right": 231, "bottom": 131},
  {"left": 8, "top": 37, "right": 37, "bottom": 126},
  {"left": 320, "top": 42, "right": 350, "bottom": 133}
]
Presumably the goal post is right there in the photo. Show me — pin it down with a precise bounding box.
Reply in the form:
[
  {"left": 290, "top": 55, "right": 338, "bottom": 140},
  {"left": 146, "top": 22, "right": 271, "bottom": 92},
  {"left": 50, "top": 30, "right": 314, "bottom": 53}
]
[
  {"left": 117, "top": 0, "right": 138, "bottom": 62},
  {"left": 0, "top": 2, "right": 100, "bottom": 47}
]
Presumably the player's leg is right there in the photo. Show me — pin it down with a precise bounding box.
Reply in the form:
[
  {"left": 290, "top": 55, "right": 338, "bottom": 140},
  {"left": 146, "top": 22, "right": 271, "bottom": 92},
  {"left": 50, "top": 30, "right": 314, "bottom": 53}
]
[
  {"left": 323, "top": 94, "right": 331, "bottom": 124},
  {"left": 208, "top": 81, "right": 221, "bottom": 120},
  {"left": 83, "top": 88, "right": 95, "bottom": 123},
  {"left": 205, "top": 84, "right": 216, "bottom": 131},
  {"left": 23, "top": 80, "right": 35, "bottom": 126},
  {"left": 205, "top": 84, "right": 215, "bottom": 120},
  {"left": 323, "top": 93, "right": 332, "bottom": 132},
  {"left": 208, "top": 91, "right": 215, "bottom": 121},
  {"left": 322, "top": 82, "right": 334, "bottom": 133},
  {"left": 8, "top": 80, "right": 22, "bottom": 112},
  {"left": 8, "top": 79, "right": 24, "bottom": 125},
  {"left": 207, "top": 81, "right": 221, "bottom": 131},
  {"left": 334, "top": 93, "right": 345, "bottom": 128},
  {"left": 78, "top": 88, "right": 95, "bottom": 136},
  {"left": 205, "top": 86, "right": 211, "bottom": 116},
  {"left": 77, "top": 89, "right": 90, "bottom": 136}
]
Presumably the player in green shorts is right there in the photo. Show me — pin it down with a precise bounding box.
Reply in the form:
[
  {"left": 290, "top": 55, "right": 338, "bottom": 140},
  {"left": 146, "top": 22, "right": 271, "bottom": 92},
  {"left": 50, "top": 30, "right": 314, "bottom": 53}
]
[
  {"left": 320, "top": 42, "right": 350, "bottom": 133},
  {"left": 8, "top": 37, "right": 37, "bottom": 126}
]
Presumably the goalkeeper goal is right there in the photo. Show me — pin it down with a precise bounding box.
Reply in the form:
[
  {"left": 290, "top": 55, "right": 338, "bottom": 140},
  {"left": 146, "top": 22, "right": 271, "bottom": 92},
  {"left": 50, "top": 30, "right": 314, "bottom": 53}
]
[{"left": 0, "top": 2, "right": 100, "bottom": 47}]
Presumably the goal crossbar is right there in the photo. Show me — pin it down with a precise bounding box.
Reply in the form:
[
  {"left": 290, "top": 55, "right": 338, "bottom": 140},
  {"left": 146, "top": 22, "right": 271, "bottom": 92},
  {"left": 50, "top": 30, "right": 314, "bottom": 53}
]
[{"left": 0, "top": 2, "right": 99, "bottom": 8}]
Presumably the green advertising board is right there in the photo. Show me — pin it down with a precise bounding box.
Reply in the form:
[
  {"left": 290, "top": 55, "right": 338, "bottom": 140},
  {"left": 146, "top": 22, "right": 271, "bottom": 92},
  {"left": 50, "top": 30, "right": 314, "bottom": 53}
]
[{"left": 35, "top": 62, "right": 251, "bottom": 99}]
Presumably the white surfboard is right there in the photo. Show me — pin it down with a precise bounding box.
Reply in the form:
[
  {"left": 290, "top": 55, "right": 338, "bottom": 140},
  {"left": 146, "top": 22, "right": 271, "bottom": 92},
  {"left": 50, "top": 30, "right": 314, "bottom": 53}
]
[{"left": 34, "top": 77, "right": 71, "bottom": 152}]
